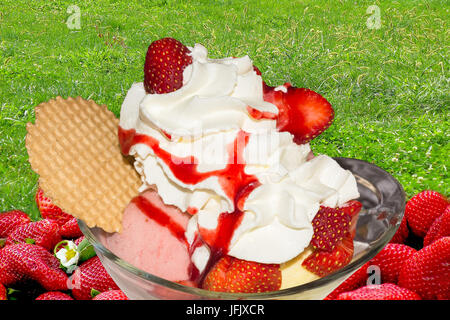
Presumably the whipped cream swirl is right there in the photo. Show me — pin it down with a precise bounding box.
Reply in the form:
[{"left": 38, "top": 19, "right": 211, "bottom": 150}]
[{"left": 119, "top": 44, "right": 360, "bottom": 270}]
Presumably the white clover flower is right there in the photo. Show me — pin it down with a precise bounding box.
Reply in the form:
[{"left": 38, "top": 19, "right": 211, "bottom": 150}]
[{"left": 55, "top": 241, "right": 80, "bottom": 267}]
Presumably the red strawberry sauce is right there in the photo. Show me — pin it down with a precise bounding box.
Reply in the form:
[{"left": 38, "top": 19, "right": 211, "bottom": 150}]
[
  {"left": 130, "top": 195, "right": 188, "bottom": 247},
  {"left": 118, "top": 126, "right": 261, "bottom": 285}
]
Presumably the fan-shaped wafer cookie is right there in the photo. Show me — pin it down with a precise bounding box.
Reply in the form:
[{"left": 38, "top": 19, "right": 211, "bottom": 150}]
[{"left": 26, "top": 96, "right": 141, "bottom": 232}]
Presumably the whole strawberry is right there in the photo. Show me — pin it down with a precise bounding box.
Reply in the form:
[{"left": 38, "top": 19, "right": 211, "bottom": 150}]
[
  {"left": 369, "top": 243, "right": 417, "bottom": 284},
  {"left": 92, "top": 289, "right": 129, "bottom": 300},
  {"left": 35, "top": 291, "right": 73, "bottom": 300},
  {"left": 0, "top": 283, "right": 6, "bottom": 300},
  {"left": 36, "top": 188, "right": 73, "bottom": 226},
  {"left": 424, "top": 205, "right": 450, "bottom": 246},
  {"left": 6, "top": 219, "right": 61, "bottom": 251},
  {"left": 70, "top": 256, "right": 119, "bottom": 300},
  {"left": 324, "top": 262, "right": 369, "bottom": 300},
  {"left": 337, "top": 283, "right": 421, "bottom": 300},
  {"left": 398, "top": 236, "right": 450, "bottom": 300},
  {"left": 59, "top": 217, "right": 83, "bottom": 239},
  {"left": 405, "top": 190, "right": 448, "bottom": 237},
  {"left": 0, "top": 243, "right": 68, "bottom": 291},
  {"left": 324, "top": 243, "right": 416, "bottom": 299},
  {"left": 202, "top": 255, "right": 281, "bottom": 293},
  {"left": 143, "top": 37, "right": 192, "bottom": 94},
  {"left": 0, "top": 210, "right": 31, "bottom": 238}
]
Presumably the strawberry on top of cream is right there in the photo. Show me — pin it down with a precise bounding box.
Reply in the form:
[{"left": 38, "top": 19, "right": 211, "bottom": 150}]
[{"left": 119, "top": 43, "right": 359, "bottom": 273}]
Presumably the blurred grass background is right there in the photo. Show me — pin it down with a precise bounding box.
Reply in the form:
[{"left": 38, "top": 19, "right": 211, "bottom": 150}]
[{"left": 0, "top": 0, "right": 448, "bottom": 220}]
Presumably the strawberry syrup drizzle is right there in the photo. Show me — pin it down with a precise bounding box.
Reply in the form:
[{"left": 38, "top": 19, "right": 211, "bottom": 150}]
[
  {"left": 118, "top": 126, "right": 261, "bottom": 286},
  {"left": 246, "top": 106, "right": 277, "bottom": 121},
  {"left": 119, "top": 127, "right": 258, "bottom": 203},
  {"left": 131, "top": 195, "right": 188, "bottom": 247},
  {"left": 190, "top": 181, "right": 258, "bottom": 285}
]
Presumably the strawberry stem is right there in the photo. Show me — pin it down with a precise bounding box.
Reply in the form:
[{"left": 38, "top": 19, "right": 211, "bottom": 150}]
[
  {"left": 90, "top": 288, "right": 101, "bottom": 298},
  {"left": 24, "top": 238, "right": 36, "bottom": 244},
  {"left": 53, "top": 239, "right": 70, "bottom": 255}
]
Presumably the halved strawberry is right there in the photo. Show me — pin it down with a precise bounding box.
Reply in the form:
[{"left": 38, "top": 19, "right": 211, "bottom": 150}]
[
  {"left": 311, "top": 200, "right": 362, "bottom": 252},
  {"left": 202, "top": 255, "right": 281, "bottom": 293},
  {"left": 263, "top": 84, "right": 334, "bottom": 145},
  {"left": 302, "top": 233, "right": 354, "bottom": 277},
  {"left": 35, "top": 188, "right": 73, "bottom": 226},
  {"left": 143, "top": 37, "right": 192, "bottom": 94},
  {"left": 311, "top": 206, "right": 351, "bottom": 252}
]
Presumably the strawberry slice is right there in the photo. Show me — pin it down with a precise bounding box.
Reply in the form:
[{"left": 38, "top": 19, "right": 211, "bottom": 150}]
[
  {"left": 302, "top": 233, "right": 354, "bottom": 277},
  {"left": 202, "top": 255, "right": 281, "bottom": 293},
  {"left": 263, "top": 84, "right": 334, "bottom": 145},
  {"left": 36, "top": 188, "right": 73, "bottom": 226},
  {"left": 143, "top": 37, "right": 192, "bottom": 94},
  {"left": 0, "top": 243, "right": 68, "bottom": 291},
  {"left": 311, "top": 200, "right": 362, "bottom": 252}
]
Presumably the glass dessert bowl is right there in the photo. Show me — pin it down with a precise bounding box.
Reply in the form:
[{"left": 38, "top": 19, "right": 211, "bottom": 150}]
[{"left": 79, "top": 157, "right": 405, "bottom": 300}]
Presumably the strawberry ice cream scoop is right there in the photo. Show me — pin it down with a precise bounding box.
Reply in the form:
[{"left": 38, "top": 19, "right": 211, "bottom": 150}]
[{"left": 101, "top": 189, "right": 191, "bottom": 282}]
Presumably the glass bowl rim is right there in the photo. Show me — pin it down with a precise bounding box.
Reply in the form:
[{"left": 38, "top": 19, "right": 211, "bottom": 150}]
[{"left": 78, "top": 157, "right": 405, "bottom": 299}]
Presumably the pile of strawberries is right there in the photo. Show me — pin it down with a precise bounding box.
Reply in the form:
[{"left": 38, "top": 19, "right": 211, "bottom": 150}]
[
  {"left": 326, "top": 190, "right": 449, "bottom": 300},
  {"left": 0, "top": 189, "right": 128, "bottom": 300}
]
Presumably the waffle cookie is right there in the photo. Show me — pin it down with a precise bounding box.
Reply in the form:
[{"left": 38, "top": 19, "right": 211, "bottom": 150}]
[{"left": 26, "top": 96, "right": 141, "bottom": 232}]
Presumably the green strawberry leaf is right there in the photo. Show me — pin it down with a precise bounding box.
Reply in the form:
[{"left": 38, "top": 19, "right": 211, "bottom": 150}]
[
  {"left": 25, "top": 238, "right": 36, "bottom": 244},
  {"left": 78, "top": 238, "right": 96, "bottom": 262},
  {"left": 90, "top": 288, "right": 101, "bottom": 298}
]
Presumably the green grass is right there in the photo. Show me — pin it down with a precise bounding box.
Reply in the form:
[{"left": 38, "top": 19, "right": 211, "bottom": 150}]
[{"left": 0, "top": 0, "right": 448, "bottom": 220}]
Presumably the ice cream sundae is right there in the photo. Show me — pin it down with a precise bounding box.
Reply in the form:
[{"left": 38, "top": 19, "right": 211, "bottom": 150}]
[{"left": 102, "top": 38, "right": 362, "bottom": 293}]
